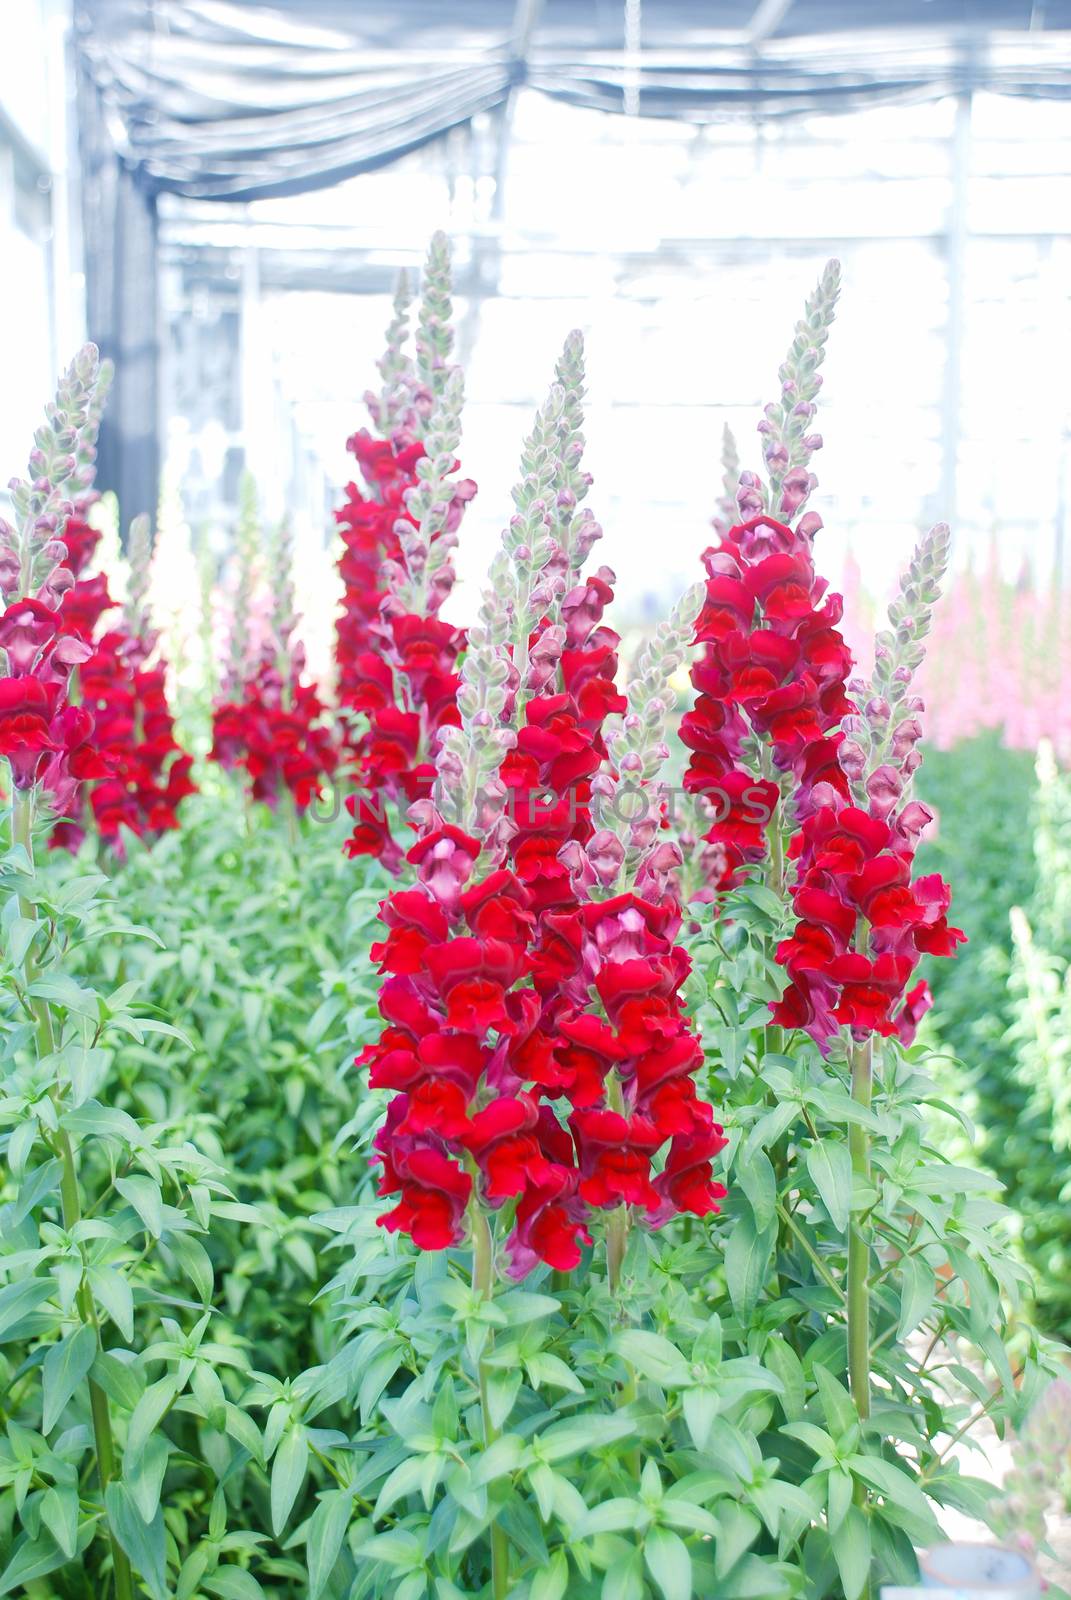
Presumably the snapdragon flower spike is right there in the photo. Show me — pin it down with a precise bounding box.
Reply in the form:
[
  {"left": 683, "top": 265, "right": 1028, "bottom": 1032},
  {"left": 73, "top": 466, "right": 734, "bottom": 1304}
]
[
  {"left": 773, "top": 524, "right": 965, "bottom": 1047},
  {"left": 679, "top": 511, "right": 854, "bottom": 884},
  {"left": 212, "top": 511, "right": 338, "bottom": 810},
  {"left": 344, "top": 370, "right": 475, "bottom": 870},
  {"left": 334, "top": 236, "right": 476, "bottom": 743},
  {"left": 221, "top": 473, "right": 261, "bottom": 697},
  {"left": 711, "top": 423, "right": 740, "bottom": 540},
  {"left": 486, "top": 336, "right": 623, "bottom": 926},
  {"left": 0, "top": 347, "right": 112, "bottom": 806},
  {"left": 582, "top": 582, "right": 706, "bottom": 901},
  {"left": 364, "top": 270, "right": 416, "bottom": 438},
  {"left": 361, "top": 339, "right": 623, "bottom": 1277},
  {"left": 52, "top": 512, "right": 197, "bottom": 852},
  {"left": 360, "top": 622, "right": 592, "bottom": 1272},
  {"left": 683, "top": 263, "right": 849, "bottom": 890},
  {"left": 546, "top": 584, "right": 728, "bottom": 1229},
  {"left": 752, "top": 258, "right": 840, "bottom": 524}
]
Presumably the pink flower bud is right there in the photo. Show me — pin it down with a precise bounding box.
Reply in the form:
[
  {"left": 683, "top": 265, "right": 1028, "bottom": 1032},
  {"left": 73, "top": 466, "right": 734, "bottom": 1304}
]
[
  {"left": 866, "top": 764, "right": 903, "bottom": 819},
  {"left": 838, "top": 739, "right": 867, "bottom": 781}
]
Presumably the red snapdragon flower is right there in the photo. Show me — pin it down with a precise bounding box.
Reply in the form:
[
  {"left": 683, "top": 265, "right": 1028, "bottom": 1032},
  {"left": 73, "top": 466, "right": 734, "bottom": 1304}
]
[
  {"left": 46, "top": 517, "right": 196, "bottom": 852},
  {"left": 360, "top": 825, "right": 593, "bottom": 1275},
  {"left": 772, "top": 800, "right": 964, "bottom": 1047},
  {"left": 681, "top": 514, "right": 854, "bottom": 888},
  {"left": 0, "top": 598, "right": 98, "bottom": 795},
  {"left": 211, "top": 646, "right": 337, "bottom": 811},
  {"left": 336, "top": 416, "right": 477, "bottom": 870}
]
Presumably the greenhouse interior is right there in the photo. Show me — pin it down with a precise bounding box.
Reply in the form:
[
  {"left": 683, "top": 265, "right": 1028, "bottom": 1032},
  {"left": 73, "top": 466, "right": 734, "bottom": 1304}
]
[{"left": 1, "top": 0, "right": 1071, "bottom": 1595}]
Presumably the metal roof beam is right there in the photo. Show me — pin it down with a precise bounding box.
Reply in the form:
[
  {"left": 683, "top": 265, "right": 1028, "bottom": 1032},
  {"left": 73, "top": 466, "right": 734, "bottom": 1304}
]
[{"left": 746, "top": 0, "right": 794, "bottom": 44}]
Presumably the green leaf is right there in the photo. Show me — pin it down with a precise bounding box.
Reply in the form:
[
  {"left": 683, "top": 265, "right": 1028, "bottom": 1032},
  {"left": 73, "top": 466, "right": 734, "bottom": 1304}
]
[
  {"left": 374, "top": 1455, "right": 429, "bottom": 1519},
  {"left": 27, "top": 975, "right": 99, "bottom": 1019},
  {"left": 128, "top": 1432, "right": 170, "bottom": 1525},
  {"left": 5, "top": 1157, "right": 61, "bottom": 1224},
  {"left": 92, "top": 1349, "right": 144, "bottom": 1412},
  {"left": 0, "top": 1277, "right": 53, "bottom": 1341},
  {"left": 127, "top": 1374, "right": 179, "bottom": 1463},
  {"left": 537, "top": 1413, "right": 636, "bottom": 1463},
  {"left": 724, "top": 1214, "right": 775, "bottom": 1319},
  {"left": 307, "top": 1489, "right": 353, "bottom": 1600},
  {"left": 524, "top": 1353, "right": 584, "bottom": 1394},
  {"left": 42, "top": 1323, "right": 97, "bottom": 1433},
  {"left": 848, "top": 1455, "right": 938, "bottom": 1530},
  {"left": 601, "top": 1553, "right": 644, "bottom": 1600},
  {"left": 357, "top": 1345, "right": 403, "bottom": 1423},
  {"left": 763, "top": 1336, "right": 805, "bottom": 1421},
  {"left": 736, "top": 1148, "right": 777, "bottom": 1231},
  {"left": 613, "top": 1330, "right": 691, "bottom": 1388},
  {"left": 897, "top": 1252, "right": 936, "bottom": 1340},
  {"left": 88, "top": 1268, "right": 135, "bottom": 1341},
  {"left": 271, "top": 1426, "right": 309, "bottom": 1536},
  {"left": 496, "top": 1290, "right": 561, "bottom": 1324},
  {"left": 6, "top": 916, "right": 39, "bottom": 966},
  {"left": 203, "top": 1569, "right": 267, "bottom": 1599},
  {"left": 62, "top": 1101, "right": 141, "bottom": 1143},
  {"left": 486, "top": 1366, "right": 522, "bottom": 1430},
  {"left": 106, "top": 1481, "right": 168, "bottom": 1600},
  {"left": 531, "top": 1549, "right": 569, "bottom": 1600},
  {"left": 814, "top": 1367, "right": 857, "bottom": 1444},
  {"left": 682, "top": 1386, "right": 720, "bottom": 1451},
  {"left": 827, "top": 1467, "right": 853, "bottom": 1535},
  {"left": 831, "top": 1504, "right": 871, "bottom": 1600},
  {"left": 136, "top": 1018, "right": 195, "bottom": 1048},
  {"left": 644, "top": 1526, "right": 692, "bottom": 1600},
  {"left": 712, "top": 1503, "right": 762, "bottom": 1580},
  {"left": 578, "top": 1499, "right": 646, "bottom": 1536},
  {"left": 115, "top": 1175, "right": 165, "bottom": 1238},
  {"left": 0, "top": 1527, "right": 92, "bottom": 1595},
  {"left": 224, "top": 1402, "right": 265, "bottom": 1467},
  {"left": 806, "top": 1141, "right": 852, "bottom": 1232},
  {"left": 169, "top": 1234, "right": 214, "bottom": 1304},
  {"left": 354, "top": 1529, "right": 423, "bottom": 1569},
  {"left": 39, "top": 1486, "right": 78, "bottom": 1560}
]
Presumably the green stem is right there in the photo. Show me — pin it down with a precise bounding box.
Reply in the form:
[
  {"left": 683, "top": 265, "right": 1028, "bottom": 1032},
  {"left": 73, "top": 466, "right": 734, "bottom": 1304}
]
[
  {"left": 605, "top": 1072, "right": 631, "bottom": 1305},
  {"left": 470, "top": 1203, "right": 509, "bottom": 1600},
  {"left": 12, "top": 791, "right": 134, "bottom": 1600},
  {"left": 776, "top": 1203, "right": 846, "bottom": 1304},
  {"left": 847, "top": 1032, "right": 873, "bottom": 1600},
  {"left": 846, "top": 1034, "right": 873, "bottom": 1424},
  {"left": 606, "top": 1207, "right": 628, "bottom": 1299},
  {"left": 603, "top": 1075, "right": 640, "bottom": 1475},
  {"left": 766, "top": 812, "right": 785, "bottom": 900}
]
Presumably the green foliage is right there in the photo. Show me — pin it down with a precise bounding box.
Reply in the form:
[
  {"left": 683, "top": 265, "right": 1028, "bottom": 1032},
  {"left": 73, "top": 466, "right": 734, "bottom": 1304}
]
[
  {"left": 0, "top": 750, "right": 1059, "bottom": 1595},
  {"left": 918, "top": 734, "right": 1071, "bottom": 1335},
  {"left": 0, "top": 775, "right": 385, "bottom": 1596},
  {"left": 280, "top": 879, "right": 1063, "bottom": 1600}
]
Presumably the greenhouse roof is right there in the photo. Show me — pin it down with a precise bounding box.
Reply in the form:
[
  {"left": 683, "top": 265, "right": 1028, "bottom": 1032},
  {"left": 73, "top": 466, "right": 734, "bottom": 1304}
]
[{"left": 77, "top": 0, "right": 1071, "bottom": 201}]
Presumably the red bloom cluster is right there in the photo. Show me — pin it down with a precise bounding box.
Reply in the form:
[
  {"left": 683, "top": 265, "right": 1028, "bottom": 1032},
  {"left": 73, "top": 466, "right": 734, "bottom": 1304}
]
[
  {"left": 343, "top": 609, "right": 466, "bottom": 872},
  {"left": 48, "top": 516, "right": 196, "bottom": 851},
  {"left": 502, "top": 568, "right": 626, "bottom": 921},
  {"left": 339, "top": 424, "right": 476, "bottom": 870},
  {"left": 772, "top": 800, "right": 965, "bottom": 1046},
  {"left": 334, "top": 432, "right": 423, "bottom": 717},
  {"left": 65, "top": 632, "right": 196, "bottom": 849},
  {"left": 56, "top": 512, "right": 115, "bottom": 639},
  {"left": 212, "top": 648, "right": 338, "bottom": 810},
  {"left": 361, "top": 827, "right": 590, "bottom": 1267},
  {"left": 0, "top": 597, "right": 104, "bottom": 806},
  {"left": 680, "top": 513, "right": 854, "bottom": 885},
  {"left": 361, "top": 821, "right": 726, "bottom": 1276}
]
